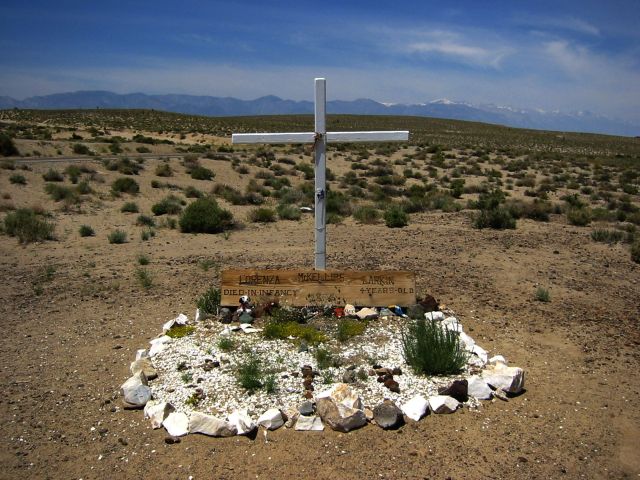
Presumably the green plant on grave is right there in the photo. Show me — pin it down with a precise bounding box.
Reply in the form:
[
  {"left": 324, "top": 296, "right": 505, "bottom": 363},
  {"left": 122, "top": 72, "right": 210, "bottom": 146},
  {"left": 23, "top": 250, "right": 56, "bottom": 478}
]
[
  {"left": 166, "top": 325, "right": 195, "bottom": 339},
  {"left": 336, "top": 319, "right": 366, "bottom": 342},
  {"left": 185, "top": 392, "right": 202, "bottom": 407},
  {"left": 196, "top": 287, "right": 221, "bottom": 316},
  {"left": 217, "top": 337, "right": 235, "bottom": 352},
  {"left": 535, "top": 286, "right": 551, "bottom": 302},
  {"left": 321, "top": 370, "right": 335, "bottom": 385},
  {"left": 401, "top": 318, "right": 468, "bottom": 375},
  {"left": 181, "top": 372, "right": 194, "bottom": 383},
  {"left": 236, "top": 354, "right": 263, "bottom": 392},
  {"left": 263, "top": 321, "right": 326, "bottom": 345},
  {"left": 314, "top": 347, "right": 337, "bottom": 370},
  {"left": 264, "top": 374, "right": 278, "bottom": 394}
]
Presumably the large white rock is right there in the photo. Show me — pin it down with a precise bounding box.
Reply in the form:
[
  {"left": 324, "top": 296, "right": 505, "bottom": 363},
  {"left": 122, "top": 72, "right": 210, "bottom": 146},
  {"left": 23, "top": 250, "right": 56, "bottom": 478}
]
[
  {"left": 163, "top": 411, "right": 189, "bottom": 437},
  {"left": 162, "top": 313, "right": 189, "bottom": 334},
  {"left": 467, "top": 376, "right": 493, "bottom": 400},
  {"left": 482, "top": 364, "right": 525, "bottom": 394},
  {"left": 315, "top": 384, "right": 366, "bottom": 432},
  {"left": 428, "top": 395, "right": 460, "bottom": 414},
  {"left": 135, "top": 349, "right": 148, "bottom": 361},
  {"left": 489, "top": 355, "right": 508, "bottom": 366},
  {"left": 471, "top": 344, "right": 488, "bottom": 366},
  {"left": 425, "top": 311, "right": 445, "bottom": 321},
  {"left": 228, "top": 409, "right": 257, "bottom": 435},
  {"left": 316, "top": 383, "right": 363, "bottom": 412},
  {"left": 355, "top": 307, "right": 378, "bottom": 320},
  {"left": 441, "top": 315, "right": 461, "bottom": 331},
  {"left": 401, "top": 394, "right": 429, "bottom": 421},
  {"left": 294, "top": 415, "right": 324, "bottom": 431},
  {"left": 458, "top": 331, "right": 475, "bottom": 349},
  {"left": 189, "top": 412, "right": 237, "bottom": 437},
  {"left": 130, "top": 357, "right": 157, "bottom": 379},
  {"left": 144, "top": 401, "right": 174, "bottom": 429},
  {"left": 195, "top": 308, "right": 201, "bottom": 322},
  {"left": 257, "top": 408, "right": 285, "bottom": 431},
  {"left": 148, "top": 335, "right": 172, "bottom": 357},
  {"left": 120, "top": 372, "right": 151, "bottom": 408}
]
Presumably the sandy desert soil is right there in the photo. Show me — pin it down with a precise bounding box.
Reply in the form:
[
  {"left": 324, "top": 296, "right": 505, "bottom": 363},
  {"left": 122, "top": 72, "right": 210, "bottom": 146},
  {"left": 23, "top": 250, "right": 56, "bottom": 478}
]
[{"left": 0, "top": 123, "right": 639, "bottom": 479}]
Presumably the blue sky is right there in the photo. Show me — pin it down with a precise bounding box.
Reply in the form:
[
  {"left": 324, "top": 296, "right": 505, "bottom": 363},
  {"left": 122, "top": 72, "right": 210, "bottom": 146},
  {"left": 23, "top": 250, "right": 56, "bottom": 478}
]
[{"left": 1, "top": 1, "right": 639, "bottom": 121}]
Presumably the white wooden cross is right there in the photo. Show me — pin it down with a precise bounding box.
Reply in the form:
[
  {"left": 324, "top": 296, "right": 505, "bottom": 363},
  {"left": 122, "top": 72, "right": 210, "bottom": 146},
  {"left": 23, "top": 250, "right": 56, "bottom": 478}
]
[{"left": 232, "top": 78, "right": 408, "bottom": 270}]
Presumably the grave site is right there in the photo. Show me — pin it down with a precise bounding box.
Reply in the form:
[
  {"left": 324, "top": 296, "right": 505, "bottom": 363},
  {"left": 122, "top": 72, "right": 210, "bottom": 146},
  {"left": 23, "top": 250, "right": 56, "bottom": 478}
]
[{"left": 0, "top": 84, "right": 639, "bottom": 479}]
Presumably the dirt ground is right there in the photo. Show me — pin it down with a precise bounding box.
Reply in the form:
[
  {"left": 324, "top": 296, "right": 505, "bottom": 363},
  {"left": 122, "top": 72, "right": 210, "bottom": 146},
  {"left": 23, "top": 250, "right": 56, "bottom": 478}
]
[{"left": 1, "top": 152, "right": 639, "bottom": 480}]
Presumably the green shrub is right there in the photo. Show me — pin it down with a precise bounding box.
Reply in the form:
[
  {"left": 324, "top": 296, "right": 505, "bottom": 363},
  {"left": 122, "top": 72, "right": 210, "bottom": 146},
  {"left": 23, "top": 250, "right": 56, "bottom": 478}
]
[
  {"left": 45, "top": 183, "right": 79, "bottom": 203},
  {"left": 135, "top": 267, "right": 153, "bottom": 289},
  {"left": 591, "top": 229, "right": 624, "bottom": 244},
  {"left": 79, "top": 224, "right": 95, "bottom": 237},
  {"left": 566, "top": 207, "right": 591, "bottom": 227},
  {"left": 137, "top": 254, "right": 150, "bottom": 265},
  {"left": 249, "top": 207, "right": 276, "bottom": 223},
  {"left": 353, "top": 205, "right": 380, "bottom": 224},
  {"left": 179, "top": 198, "right": 233, "bottom": 234},
  {"left": 141, "top": 228, "right": 155, "bottom": 241},
  {"left": 111, "top": 177, "right": 140, "bottom": 195},
  {"left": 236, "top": 354, "right": 263, "bottom": 392},
  {"left": 108, "top": 229, "right": 127, "bottom": 244},
  {"left": 103, "top": 157, "right": 142, "bottom": 175},
  {"left": 155, "top": 162, "right": 173, "bottom": 177},
  {"left": 136, "top": 146, "right": 151, "bottom": 153},
  {"left": 190, "top": 166, "right": 215, "bottom": 180},
  {"left": 76, "top": 181, "right": 93, "bottom": 195},
  {"left": 401, "top": 318, "right": 468, "bottom": 375},
  {"left": 65, "top": 165, "right": 81, "bottom": 184},
  {"left": 337, "top": 319, "right": 366, "bottom": 342},
  {"left": 42, "top": 168, "right": 64, "bottom": 182},
  {"left": 506, "top": 199, "right": 551, "bottom": 222},
  {"left": 136, "top": 215, "right": 156, "bottom": 227},
  {"left": 631, "top": 241, "right": 640, "bottom": 264},
  {"left": 212, "top": 184, "right": 247, "bottom": 205},
  {"left": 314, "top": 347, "right": 339, "bottom": 369},
  {"left": 72, "top": 143, "right": 91, "bottom": 155},
  {"left": 152, "top": 195, "right": 183, "bottom": 215},
  {"left": 276, "top": 203, "right": 301, "bottom": 220},
  {"left": 473, "top": 206, "right": 516, "bottom": 229},
  {"left": 196, "top": 287, "right": 220, "bottom": 316},
  {"left": 9, "top": 173, "right": 26, "bottom": 185},
  {"left": 535, "top": 286, "right": 551, "bottom": 302},
  {"left": 121, "top": 202, "right": 139, "bottom": 213},
  {"left": 3, "top": 208, "right": 55, "bottom": 243},
  {"left": 184, "top": 186, "right": 204, "bottom": 198},
  {"left": 384, "top": 205, "right": 408, "bottom": 228},
  {"left": 0, "top": 134, "right": 19, "bottom": 157}
]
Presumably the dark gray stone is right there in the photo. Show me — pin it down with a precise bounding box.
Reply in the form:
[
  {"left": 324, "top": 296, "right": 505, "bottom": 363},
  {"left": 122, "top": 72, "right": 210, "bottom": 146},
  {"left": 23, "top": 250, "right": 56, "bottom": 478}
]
[{"left": 373, "top": 402, "right": 405, "bottom": 430}]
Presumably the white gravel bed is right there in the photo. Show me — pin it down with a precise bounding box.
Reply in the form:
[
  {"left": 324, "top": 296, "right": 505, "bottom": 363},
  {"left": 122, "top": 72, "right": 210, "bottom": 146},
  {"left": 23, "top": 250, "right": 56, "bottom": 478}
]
[{"left": 148, "top": 312, "right": 486, "bottom": 419}]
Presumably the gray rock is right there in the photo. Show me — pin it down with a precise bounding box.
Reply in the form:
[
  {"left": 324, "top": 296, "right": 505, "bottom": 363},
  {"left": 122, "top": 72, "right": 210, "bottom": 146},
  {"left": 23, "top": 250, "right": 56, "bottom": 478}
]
[
  {"left": 120, "top": 372, "right": 151, "bottom": 409},
  {"left": 373, "top": 402, "right": 404, "bottom": 430},
  {"left": 468, "top": 376, "right": 493, "bottom": 400},
  {"left": 298, "top": 401, "right": 315, "bottom": 416},
  {"left": 428, "top": 395, "right": 460, "bottom": 414},
  {"left": 129, "top": 357, "right": 157, "bottom": 380},
  {"left": 257, "top": 408, "right": 285, "bottom": 431},
  {"left": 342, "top": 369, "right": 357, "bottom": 384},
  {"left": 219, "top": 308, "right": 232, "bottom": 323},
  {"left": 144, "top": 401, "right": 174, "bottom": 429},
  {"left": 315, "top": 384, "right": 367, "bottom": 433},
  {"left": 189, "top": 412, "right": 237, "bottom": 437},
  {"left": 294, "top": 415, "right": 324, "bottom": 431},
  {"left": 482, "top": 365, "right": 525, "bottom": 394}
]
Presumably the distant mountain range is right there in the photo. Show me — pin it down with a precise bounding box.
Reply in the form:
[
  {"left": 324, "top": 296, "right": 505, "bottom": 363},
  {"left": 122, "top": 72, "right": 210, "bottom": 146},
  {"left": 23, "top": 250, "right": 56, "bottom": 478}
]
[{"left": 1, "top": 90, "right": 638, "bottom": 137}]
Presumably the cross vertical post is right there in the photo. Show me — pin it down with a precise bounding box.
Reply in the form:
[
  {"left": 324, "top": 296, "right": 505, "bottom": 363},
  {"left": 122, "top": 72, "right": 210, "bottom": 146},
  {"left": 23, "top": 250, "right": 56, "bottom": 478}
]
[
  {"left": 314, "top": 78, "right": 327, "bottom": 270},
  {"left": 231, "top": 78, "right": 408, "bottom": 271}
]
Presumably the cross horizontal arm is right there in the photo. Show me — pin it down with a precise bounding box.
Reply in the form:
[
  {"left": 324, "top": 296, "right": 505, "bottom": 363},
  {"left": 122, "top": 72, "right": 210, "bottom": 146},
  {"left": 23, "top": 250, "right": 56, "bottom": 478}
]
[
  {"left": 232, "top": 132, "right": 315, "bottom": 144},
  {"left": 326, "top": 131, "right": 408, "bottom": 143},
  {"left": 232, "top": 130, "right": 408, "bottom": 145}
]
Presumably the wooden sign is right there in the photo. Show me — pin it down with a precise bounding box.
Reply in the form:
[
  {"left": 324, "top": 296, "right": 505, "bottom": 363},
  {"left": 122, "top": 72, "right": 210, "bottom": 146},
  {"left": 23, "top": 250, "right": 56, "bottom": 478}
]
[{"left": 221, "top": 269, "right": 416, "bottom": 307}]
